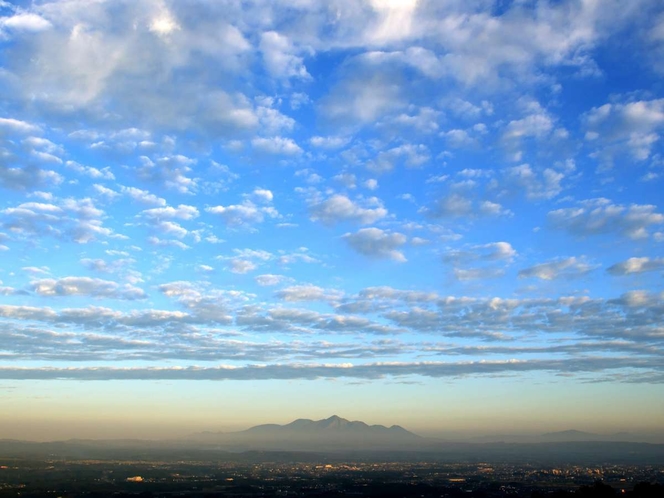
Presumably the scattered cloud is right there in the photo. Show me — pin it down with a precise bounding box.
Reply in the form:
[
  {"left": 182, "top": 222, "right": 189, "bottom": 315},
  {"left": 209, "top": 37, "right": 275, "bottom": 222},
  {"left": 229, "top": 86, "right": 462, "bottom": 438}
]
[
  {"left": 0, "top": 356, "right": 660, "bottom": 382},
  {"left": 255, "top": 274, "right": 289, "bottom": 287},
  {"left": 141, "top": 204, "right": 199, "bottom": 221},
  {"left": 121, "top": 186, "right": 166, "bottom": 207},
  {"left": 607, "top": 257, "right": 664, "bottom": 275},
  {"left": 423, "top": 193, "right": 511, "bottom": 219},
  {"left": 309, "top": 194, "right": 388, "bottom": 225},
  {"left": 1, "top": 198, "right": 117, "bottom": 244},
  {"left": 0, "top": 0, "right": 662, "bottom": 418},
  {"left": 252, "top": 137, "right": 303, "bottom": 155},
  {"left": 548, "top": 199, "right": 664, "bottom": 239},
  {"left": 260, "top": 31, "right": 311, "bottom": 81},
  {"left": 584, "top": 98, "right": 664, "bottom": 164},
  {"left": 519, "top": 257, "right": 598, "bottom": 280},
  {"left": 30, "top": 277, "right": 147, "bottom": 300},
  {"left": 498, "top": 164, "right": 566, "bottom": 200},
  {"left": 343, "top": 228, "right": 407, "bottom": 262},
  {"left": 275, "top": 285, "right": 344, "bottom": 303},
  {"left": 444, "top": 242, "right": 517, "bottom": 264},
  {"left": 206, "top": 201, "right": 278, "bottom": 227}
]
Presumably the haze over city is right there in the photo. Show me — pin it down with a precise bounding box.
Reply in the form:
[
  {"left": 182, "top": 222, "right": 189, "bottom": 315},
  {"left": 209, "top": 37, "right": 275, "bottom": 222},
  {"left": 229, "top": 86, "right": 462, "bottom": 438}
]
[{"left": 1, "top": 0, "right": 663, "bottom": 443}]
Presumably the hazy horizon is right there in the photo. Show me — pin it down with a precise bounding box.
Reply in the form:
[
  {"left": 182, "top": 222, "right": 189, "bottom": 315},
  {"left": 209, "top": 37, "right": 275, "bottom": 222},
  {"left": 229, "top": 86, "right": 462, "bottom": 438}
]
[
  {"left": 1, "top": 0, "right": 663, "bottom": 445},
  {"left": 3, "top": 402, "right": 664, "bottom": 442}
]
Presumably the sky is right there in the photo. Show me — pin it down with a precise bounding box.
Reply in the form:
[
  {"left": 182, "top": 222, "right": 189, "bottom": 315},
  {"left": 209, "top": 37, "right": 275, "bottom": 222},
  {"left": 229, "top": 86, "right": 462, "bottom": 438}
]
[{"left": 1, "top": 0, "right": 664, "bottom": 441}]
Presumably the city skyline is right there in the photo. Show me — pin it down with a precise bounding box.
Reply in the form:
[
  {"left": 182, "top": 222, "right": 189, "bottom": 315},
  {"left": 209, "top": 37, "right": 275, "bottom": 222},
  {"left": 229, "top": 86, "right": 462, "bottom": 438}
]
[{"left": 1, "top": 0, "right": 664, "bottom": 441}]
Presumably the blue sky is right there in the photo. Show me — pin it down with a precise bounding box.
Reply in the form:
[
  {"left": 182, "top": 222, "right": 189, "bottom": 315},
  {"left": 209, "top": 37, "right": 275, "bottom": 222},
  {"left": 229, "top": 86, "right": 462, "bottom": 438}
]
[{"left": 1, "top": 0, "right": 664, "bottom": 439}]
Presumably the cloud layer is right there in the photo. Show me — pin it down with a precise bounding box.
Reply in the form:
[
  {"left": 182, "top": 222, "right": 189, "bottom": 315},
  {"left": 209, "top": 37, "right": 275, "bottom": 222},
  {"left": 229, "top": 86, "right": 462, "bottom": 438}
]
[{"left": 0, "top": 0, "right": 663, "bottom": 404}]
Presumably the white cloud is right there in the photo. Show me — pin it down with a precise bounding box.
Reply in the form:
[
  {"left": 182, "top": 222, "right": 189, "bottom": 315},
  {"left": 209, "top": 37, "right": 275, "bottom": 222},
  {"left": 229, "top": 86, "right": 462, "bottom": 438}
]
[
  {"left": 518, "top": 257, "right": 598, "bottom": 280},
  {"left": 260, "top": 31, "right": 311, "bottom": 81},
  {"left": 309, "top": 136, "right": 350, "bottom": 149},
  {"left": 121, "top": 186, "right": 166, "bottom": 207},
  {"left": 228, "top": 259, "right": 257, "bottom": 274},
  {"left": 22, "top": 136, "right": 62, "bottom": 156},
  {"left": 0, "top": 117, "right": 40, "bottom": 134},
  {"left": 30, "top": 277, "right": 146, "bottom": 300},
  {"left": 275, "top": 285, "right": 344, "bottom": 303},
  {"left": 137, "top": 155, "right": 197, "bottom": 193},
  {"left": 0, "top": 2, "right": 262, "bottom": 137},
  {"left": 147, "top": 236, "right": 190, "bottom": 250},
  {"left": 445, "top": 242, "right": 517, "bottom": 264},
  {"left": 156, "top": 221, "right": 188, "bottom": 239},
  {"left": 453, "top": 267, "right": 505, "bottom": 281},
  {"left": 309, "top": 194, "right": 387, "bottom": 225},
  {"left": 343, "top": 228, "right": 407, "bottom": 262},
  {"left": 364, "top": 179, "right": 379, "bottom": 190},
  {"left": 92, "top": 184, "right": 120, "bottom": 200},
  {"left": 503, "top": 112, "right": 554, "bottom": 141},
  {"left": 257, "top": 104, "right": 296, "bottom": 134},
  {"left": 1, "top": 198, "right": 116, "bottom": 244},
  {"left": 65, "top": 161, "right": 114, "bottom": 180},
  {"left": 81, "top": 257, "right": 133, "bottom": 273},
  {"left": 584, "top": 98, "right": 664, "bottom": 163},
  {"left": 411, "top": 237, "right": 430, "bottom": 246},
  {"left": 3, "top": 354, "right": 661, "bottom": 382},
  {"left": 424, "top": 193, "right": 510, "bottom": 219},
  {"left": 365, "top": 0, "right": 419, "bottom": 44},
  {"left": 389, "top": 106, "right": 440, "bottom": 133},
  {"left": 22, "top": 266, "right": 50, "bottom": 276},
  {"left": 232, "top": 248, "right": 273, "bottom": 261},
  {"left": 333, "top": 173, "right": 357, "bottom": 189},
  {"left": 607, "top": 257, "right": 664, "bottom": 275},
  {"left": 0, "top": 143, "right": 63, "bottom": 190},
  {"left": 443, "top": 129, "right": 478, "bottom": 149},
  {"left": 445, "top": 98, "right": 493, "bottom": 120},
  {"left": 499, "top": 164, "right": 565, "bottom": 200},
  {"left": 218, "top": 248, "right": 274, "bottom": 274},
  {"left": 549, "top": 199, "right": 664, "bottom": 239},
  {"left": 255, "top": 274, "right": 289, "bottom": 286},
  {"left": 277, "top": 249, "right": 319, "bottom": 266},
  {"left": 141, "top": 205, "right": 199, "bottom": 220},
  {"left": 1, "top": 13, "right": 51, "bottom": 32},
  {"left": 0, "top": 285, "right": 19, "bottom": 295},
  {"left": 320, "top": 69, "right": 405, "bottom": 125},
  {"left": 206, "top": 201, "right": 278, "bottom": 227},
  {"left": 252, "top": 137, "right": 303, "bottom": 155},
  {"left": 251, "top": 188, "right": 274, "bottom": 203},
  {"left": 289, "top": 92, "right": 311, "bottom": 110},
  {"left": 367, "top": 144, "right": 430, "bottom": 173}
]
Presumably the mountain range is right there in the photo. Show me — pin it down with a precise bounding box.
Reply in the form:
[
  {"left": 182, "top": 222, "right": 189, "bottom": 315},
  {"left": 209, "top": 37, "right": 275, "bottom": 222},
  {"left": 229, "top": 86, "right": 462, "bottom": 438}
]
[
  {"left": 186, "top": 416, "right": 658, "bottom": 450},
  {"left": 188, "top": 415, "right": 422, "bottom": 451},
  {"left": 466, "top": 429, "right": 654, "bottom": 444},
  {"left": 1, "top": 416, "right": 663, "bottom": 464}
]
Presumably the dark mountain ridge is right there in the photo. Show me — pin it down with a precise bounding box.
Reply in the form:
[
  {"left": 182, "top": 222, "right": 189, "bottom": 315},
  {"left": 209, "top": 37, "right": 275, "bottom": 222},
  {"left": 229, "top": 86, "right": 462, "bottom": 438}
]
[
  {"left": 189, "top": 415, "right": 421, "bottom": 451},
  {"left": 243, "top": 415, "right": 415, "bottom": 436}
]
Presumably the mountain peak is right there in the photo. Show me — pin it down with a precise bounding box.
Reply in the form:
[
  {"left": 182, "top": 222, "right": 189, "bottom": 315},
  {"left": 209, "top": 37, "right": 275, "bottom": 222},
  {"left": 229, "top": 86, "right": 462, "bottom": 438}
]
[
  {"left": 542, "top": 429, "right": 596, "bottom": 437},
  {"left": 244, "top": 416, "right": 418, "bottom": 438},
  {"left": 189, "top": 416, "right": 422, "bottom": 451}
]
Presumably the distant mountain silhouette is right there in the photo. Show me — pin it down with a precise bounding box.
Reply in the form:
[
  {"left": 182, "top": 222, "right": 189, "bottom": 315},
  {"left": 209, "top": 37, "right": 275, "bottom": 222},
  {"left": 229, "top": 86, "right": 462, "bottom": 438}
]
[
  {"left": 540, "top": 430, "right": 600, "bottom": 442},
  {"left": 247, "top": 415, "right": 415, "bottom": 436},
  {"left": 3, "top": 421, "right": 664, "bottom": 464},
  {"left": 189, "top": 415, "right": 421, "bottom": 451},
  {"left": 540, "top": 429, "right": 646, "bottom": 443},
  {"left": 469, "top": 429, "right": 648, "bottom": 444}
]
